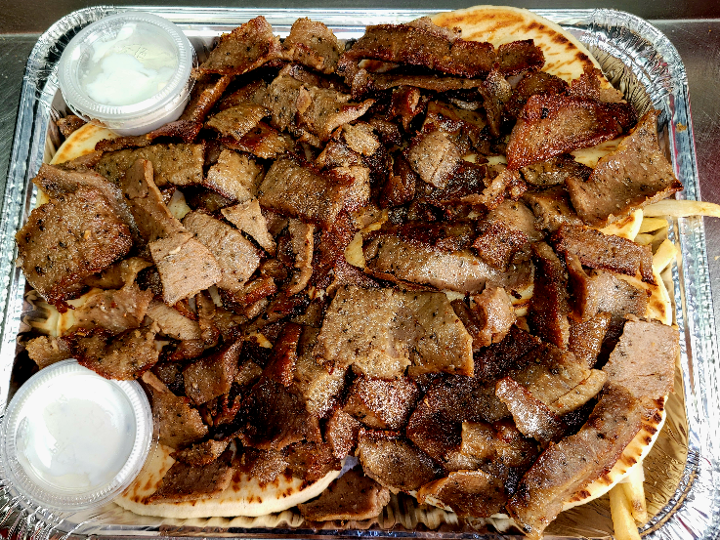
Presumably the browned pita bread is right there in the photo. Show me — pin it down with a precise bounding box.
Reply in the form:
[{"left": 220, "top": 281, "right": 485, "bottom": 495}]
[
  {"left": 431, "top": 5, "right": 606, "bottom": 85},
  {"left": 114, "top": 443, "right": 342, "bottom": 518}
]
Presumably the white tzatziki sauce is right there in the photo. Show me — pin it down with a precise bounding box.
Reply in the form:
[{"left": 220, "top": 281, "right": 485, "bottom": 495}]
[
  {"left": 15, "top": 373, "right": 136, "bottom": 494},
  {"left": 81, "top": 23, "right": 178, "bottom": 106}
]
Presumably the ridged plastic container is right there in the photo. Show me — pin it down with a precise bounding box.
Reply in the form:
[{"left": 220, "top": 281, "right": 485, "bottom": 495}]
[
  {"left": 57, "top": 12, "right": 195, "bottom": 136},
  {"left": 0, "top": 360, "right": 153, "bottom": 513}
]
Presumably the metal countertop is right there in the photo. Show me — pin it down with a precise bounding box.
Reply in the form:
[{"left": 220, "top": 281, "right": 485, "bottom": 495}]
[{"left": 1, "top": 2, "right": 719, "bottom": 330}]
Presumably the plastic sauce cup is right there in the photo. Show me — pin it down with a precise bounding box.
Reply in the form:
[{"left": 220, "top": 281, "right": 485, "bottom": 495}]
[
  {"left": 0, "top": 360, "right": 153, "bottom": 512},
  {"left": 58, "top": 12, "right": 195, "bottom": 136}
]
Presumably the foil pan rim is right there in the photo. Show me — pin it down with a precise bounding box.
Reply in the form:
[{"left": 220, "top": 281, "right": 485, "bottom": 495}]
[{"left": 1, "top": 6, "right": 719, "bottom": 540}]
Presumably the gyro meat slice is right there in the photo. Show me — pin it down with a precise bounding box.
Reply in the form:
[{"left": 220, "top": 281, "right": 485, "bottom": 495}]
[
  {"left": 507, "top": 385, "right": 647, "bottom": 539},
  {"left": 472, "top": 220, "right": 529, "bottom": 271},
  {"left": 519, "top": 154, "right": 591, "bottom": 188},
  {"left": 505, "top": 94, "right": 636, "bottom": 169},
  {"left": 344, "top": 376, "right": 420, "bottom": 430},
  {"left": 179, "top": 74, "right": 233, "bottom": 124},
  {"left": 505, "top": 70, "right": 569, "bottom": 120},
  {"left": 258, "top": 158, "right": 353, "bottom": 229},
  {"left": 299, "top": 468, "right": 390, "bottom": 522},
  {"left": 338, "top": 19, "right": 527, "bottom": 79},
  {"left": 64, "top": 326, "right": 160, "bottom": 380},
  {"left": 406, "top": 128, "right": 463, "bottom": 189},
  {"left": 204, "top": 149, "right": 263, "bottom": 203},
  {"left": 16, "top": 187, "right": 132, "bottom": 309},
  {"left": 95, "top": 143, "right": 204, "bottom": 187},
  {"left": 70, "top": 286, "right": 154, "bottom": 334},
  {"left": 205, "top": 103, "right": 271, "bottom": 141},
  {"left": 287, "top": 441, "right": 341, "bottom": 483},
  {"left": 348, "top": 71, "right": 486, "bottom": 99},
  {"left": 294, "top": 327, "right": 347, "bottom": 418},
  {"left": 146, "top": 300, "right": 202, "bottom": 341},
  {"left": 221, "top": 122, "right": 294, "bottom": 160},
  {"left": 364, "top": 232, "right": 532, "bottom": 294},
  {"left": 417, "top": 469, "right": 507, "bottom": 518},
  {"left": 406, "top": 375, "right": 509, "bottom": 468},
  {"left": 325, "top": 408, "right": 362, "bottom": 460},
  {"left": 473, "top": 325, "right": 542, "bottom": 382},
  {"left": 149, "top": 232, "right": 222, "bottom": 306},
  {"left": 602, "top": 317, "right": 678, "bottom": 402},
  {"left": 32, "top": 163, "right": 135, "bottom": 232},
  {"left": 315, "top": 286, "right": 474, "bottom": 378},
  {"left": 495, "top": 377, "right": 567, "bottom": 444},
  {"left": 523, "top": 186, "right": 584, "bottom": 233},
  {"left": 26, "top": 336, "right": 72, "bottom": 370},
  {"left": 121, "top": 159, "right": 185, "bottom": 242},
  {"left": 568, "top": 312, "right": 612, "bottom": 368},
  {"left": 379, "top": 152, "right": 417, "bottom": 208},
  {"left": 241, "top": 375, "right": 322, "bottom": 451},
  {"left": 263, "top": 323, "right": 302, "bottom": 388},
  {"left": 566, "top": 109, "right": 683, "bottom": 225},
  {"left": 315, "top": 286, "right": 411, "bottom": 379},
  {"left": 262, "top": 75, "right": 305, "bottom": 133},
  {"left": 486, "top": 199, "right": 544, "bottom": 243},
  {"left": 284, "top": 218, "right": 315, "bottom": 295},
  {"left": 198, "top": 16, "right": 283, "bottom": 75},
  {"left": 282, "top": 18, "right": 344, "bottom": 74},
  {"left": 507, "top": 341, "right": 604, "bottom": 416},
  {"left": 183, "top": 339, "right": 242, "bottom": 405},
  {"left": 528, "top": 242, "right": 570, "bottom": 348},
  {"left": 56, "top": 114, "right": 86, "bottom": 138},
  {"left": 142, "top": 372, "right": 208, "bottom": 449},
  {"left": 147, "top": 451, "right": 235, "bottom": 504},
  {"left": 296, "top": 86, "right": 375, "bottom": 143},
  {"left": 462, "top": 286, "right": 516, "bottom": 349},
  {"left": 183, "top": 211, "right": 261, "bottom": 293},
  {"left": 171, "top": 439, "right": 230, "bottom": 466},
  {"left": 565, "top": 254, "right": 648, "bottom": 323},
  {"left": 400, "top": 291, "right": 475, "bottom": 377},
  {"left": 145, "top": 120, "right": 203, "bottom": 144},
  {"left": 221, "top": 200, "right": 277, "bottom": 257},
  {"left": 554, "top": 223, "right": 655, "bottom": 283},
  {"left": 357, "top": 432, "right": 441, "bottom": 493}
]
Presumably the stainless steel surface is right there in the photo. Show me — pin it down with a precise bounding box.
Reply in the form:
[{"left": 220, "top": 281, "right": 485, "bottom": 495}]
[{"left": 0, "top": 6, "right": 719, "bottom": 540}]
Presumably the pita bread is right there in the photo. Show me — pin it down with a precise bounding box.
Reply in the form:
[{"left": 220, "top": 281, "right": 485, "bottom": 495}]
[
  {"left": 563, "top": 397, "right": 667, "bottom": 510},
  {"left": 114, "top": 444, "right": 343, "bottom": 518},
  {"left": 50, "top": 122, "right": 116, "bottom": 165},
  {"left": 431, "top": 5, "right": 608, "bottom": 85}
]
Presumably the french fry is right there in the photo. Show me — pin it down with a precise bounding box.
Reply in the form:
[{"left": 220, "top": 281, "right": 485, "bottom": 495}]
[
  {"left": 653, "top": 239, "right": 678, "bottom": 274},
  {"left": 633, "top": 233, "right": 654, "bottom": 245},
  {"left": 638, "top": 217, "right": 668, "bottom": 234},
  {"left": 644, "top": 199, "right": 720, "bottom": 218},
  {"left": 621, "top": 464, "right": 648, "bottom": 523},
  {"left": 609, "top": 484, "right": 642, "bottom": 540},
  {"left": 599, "top": 209, "right": 643, "bottom": 240}
]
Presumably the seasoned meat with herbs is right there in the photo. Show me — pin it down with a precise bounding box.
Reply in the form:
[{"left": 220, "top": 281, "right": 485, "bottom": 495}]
[
  {"left": 299, "top": 468, "right": 390, "bottom": 521},
  {"left": 17, "top": 188, "right": 132, "bottom": 309}
]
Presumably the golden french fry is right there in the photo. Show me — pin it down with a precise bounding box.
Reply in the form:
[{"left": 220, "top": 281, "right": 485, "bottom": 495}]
[
  {"left": 609, "top": 484, "right": 642, "bottom": 540},
  {"left": 653, "top": 239, "right": 678, "bottom": 274},
  {"left": 644, "top": 199, "right": 720, "bottom": 218},
  {"left": 634, "top": 233, "right": 654, "bottom": 245},
  {"left": 621, "top": 464, "right": 648, "bottom": 523},
  {"left": 599, "top": 209, "right": 643, "bottom": 240},
  {"left": 639, "top": 217, "right": 668, "bottom": 233}
]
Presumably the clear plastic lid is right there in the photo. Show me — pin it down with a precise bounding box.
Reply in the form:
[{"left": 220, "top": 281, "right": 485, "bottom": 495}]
[
  {"left": 0, "top": 360, "right": 153, "bottom": 512},
  {"left": 57, "top": 12, "right": 195, "bottom": 135}
]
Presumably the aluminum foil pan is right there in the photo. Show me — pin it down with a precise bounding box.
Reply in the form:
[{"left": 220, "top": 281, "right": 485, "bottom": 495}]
[{"left": 0, "top": 6, "right": 719, "bottom": 540}]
